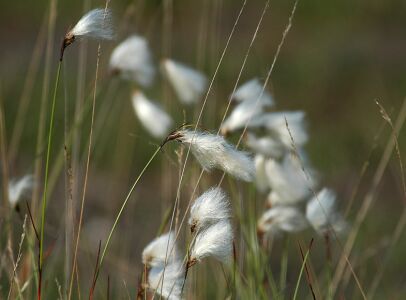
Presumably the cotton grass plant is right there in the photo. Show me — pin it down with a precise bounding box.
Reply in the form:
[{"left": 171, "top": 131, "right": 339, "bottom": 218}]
[{"left": 2, "top": 0, "right": 402, "bottom": 299}]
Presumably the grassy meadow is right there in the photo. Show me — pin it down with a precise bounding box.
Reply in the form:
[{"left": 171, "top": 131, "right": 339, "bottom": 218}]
[{"left": 1, "top": 0, "right": 406, "bottom": 299}]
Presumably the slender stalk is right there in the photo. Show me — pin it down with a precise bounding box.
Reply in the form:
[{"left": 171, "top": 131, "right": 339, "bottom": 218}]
[
  {"left": 293, "top": 245, "right": 311, "bottom": 300},
  {"left": 38, "top": 59, "right": 62, "bottom": 298},
  {"left": 331, "top": 98, "right": 406, "bottom": 297},
  {"left": 279, "top": 236, "right": 289, "bottom": 299},
  {"left": 95, "top": 146, "right": 162, "bottom": 283}
]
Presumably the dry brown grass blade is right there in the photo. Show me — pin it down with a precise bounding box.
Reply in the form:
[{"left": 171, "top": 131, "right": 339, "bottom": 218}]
[
  {"left": 68, "top": 2, "right": 111, "bottom": 298},
  {"left": 298, "top": 239, "right": 316, "bottom": 300},
  {"left": 331, "top": 98, "right": 406, "bottom": 296},
  {"left": 366, "top": 100, "right": 406, "bottom": 299}
]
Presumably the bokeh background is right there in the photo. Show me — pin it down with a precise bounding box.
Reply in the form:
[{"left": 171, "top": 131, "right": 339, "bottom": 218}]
[{"left": 1, "top": 0, "right": 406, "bottom": 298}]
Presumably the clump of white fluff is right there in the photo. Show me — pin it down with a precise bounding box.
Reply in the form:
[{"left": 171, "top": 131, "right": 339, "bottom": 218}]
[
  {"left": 265, "top": 154, "right": 317, "bottom": 206},
  {"left": 142, "top": 232, "right": 179, "bottom": 267},
  {"left": 306, "top": 188, "right": 347, "bottom": 235},
  {"left": 70, "top": 8, "right": 114, "bottom": 40},
  {"left": 132, "top": 91, "right": 173, "bottom": 139},
  {"left": 174, "top": 130, "right": 255, "bottom": 182},
  {"left": 232, "top": 78, "right": 274, "bottom": 106},
  {"left": 249, "top": 111, "right": 308, "bottom": 148},
  {"left": 161, "top": 59, "right": 207, "bottom": 104},
  {"left": 8, "top": 175, "right": 34, "bottom": 208},
  {"left": 221, "top": 79, "right": 274, "bottom": 134},
  {"left": 220, "top": 101, "right": 269, "bottom": 134},
  {"left": 190, "top": 220, "right": 233, "bottom": 265},
  {"left": 189, "top": 187, "right": 231, "bottom": 233},
  {"left": 257, "top": 206, "right": 308, "bottom": 236},
  {"left": 148, "top": 261, "right": 183, "bottom": 300},
  {"left": 109, "top": 35, "right": 155, "bottom": 87},
  {"left": 245, "top": 132, "right": 285, "bottom": 159}
]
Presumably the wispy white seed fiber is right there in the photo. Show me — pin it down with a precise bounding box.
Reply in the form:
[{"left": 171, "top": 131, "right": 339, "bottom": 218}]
[
  {"left": 221, "top": 99, "right": 269, "bottom": 134},
  {"left": 232, "top": 78, "right": 274, "bottom": 106},
  {"left": 257, "top": 206, "right": 308, "bottom": 236},
  {"left": 142, "top": 231, "right": 179, "bottom": 267},
  {"left": 265, "top": 154, "right": 317, "bottom": 205},
  {"left": 249, "top": 111, "right": 308, "bottom": 148},
  {"left": 8, "top": 175, "right": 34, "bottom": 208},
  {"left": 245, "top": 132, "right": 285, "bottom": 159},
  {"left": 306, "top": 188, "right": 347, "bottom": 235},
  {"left": 190, "top": 220, "right": 233, "bottom": 265},
  {"left": 162, "top": 59, "right": 207, "bottom": 104},
  {"left": 70, "top": 8, "right": 114, "bottom": 40},
  {"left": 109, "top": 35, "right": 155, "bottom": 87},
  {"left": 132, "top": 91, "right": 173, "bottom": 139},
  {"left": 148, "top": 261, "right": 183, "bottom": 300},
  {"left": 189, "top": 187, "right": 231, "bottom": 232},
  {"left": 175, "top": 130, "right": 255, "bottom": 182}
]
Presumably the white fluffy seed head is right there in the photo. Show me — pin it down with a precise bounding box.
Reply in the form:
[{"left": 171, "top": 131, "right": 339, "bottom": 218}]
[
  {"left": 148, "top": 261, "right": 183, "bottom": 300},
  {"left": 265, "top": 154, "right": 317, "bottom": 205},
  {"left": 70, "top": 8, "right": 114, "bottom": 40},
  {"left": 191, "top": 220, "right": 233, "bottom": 265},
  {"left": 8, "top": 175, "right": 34, "bottom": 208},
  {"left": 132, "top": 91, "right": 173, "bottom": 139},
  {"left": 232, "top": 78, "right": 274, "bottom": 106},
  {"left": 245, "top": 132, "right": 285, "bottom": 159},
  {"left": 220, "top": 99, "right": 269, "bottom": 134},
  {"left": 249, "top": 111, "right": 308, "bottom": 148},
  {"left": 175, "top": 130, "right": 255, "bottom": 182},
  {"left": 306, "top": 188, "right": 347, "bottom": 235},
  {"left": 109, "top": 35, "right": 155, "bottom": 87},
  {"left": 257, "top": 206, "right": 308, "bottom": 236},
  {"left": 142, "top": 232, "right": 179, "bottom": 268},
  {"left": 189, "top": 187, "right": 231, "bottom": 233},
  {"left": 161, "top": 59, "right": 207, "bottom": 104}
]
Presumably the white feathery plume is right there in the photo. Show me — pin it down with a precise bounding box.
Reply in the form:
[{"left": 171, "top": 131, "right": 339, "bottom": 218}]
[
  {"left": 62, "top": 8, "right": 114, "bottom": 60},
  {"left": 142, "top": 232, "right": 179, "bottom": 267},
  {"left": 245, "top": 132, "right": 285, "bottom": 159},
  {"left": 161, "top": 59, "right": 207, "bottom": 104},
  {"left": 254, "top": 155, "right": 269, "bottom": 193},
  {"left": 306, "top": 188, "right": 347, "bottom": 235},
  {"left": 257, "top": 206, "right": 308, "bottom": 236},
  {"left": 69, "top": 8, "right": 113, "bottom": 40},
  {"left": 132, "top": 91, "right": 174, "bottom": 139},
  {"left": 8, "top": 175, "right": 34, "bottom": 208},
  {"left": 220, "top": 99, "right": 269, "bottom": 134},
  {"left": 265, "top": 154, "right": 317, "bottom": 206},
  {"left": 171, "top": 129, "right": 255, "bottom": 182},
  {"left": 189, "top": 187, "right": 231, "bottom": 233},
  {"left": 249, "top": 111, "right": 308, "bottom": 148},
  {"left": 232, "top": 78, "right": 274, "bottom": 106},
  {"left": 148, "top": 261, "right": 183, "bottom": 300},
  {"left": 190, "top": 220, "right": 233, "bottom": 265},
  {"left": 109, "top": 35, "right": 155, "bottom": 87}
]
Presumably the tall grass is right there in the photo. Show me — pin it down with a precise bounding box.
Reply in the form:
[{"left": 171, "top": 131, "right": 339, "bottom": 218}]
[{"left": 1, "top": 0, "right": 406, "bottom": 299}]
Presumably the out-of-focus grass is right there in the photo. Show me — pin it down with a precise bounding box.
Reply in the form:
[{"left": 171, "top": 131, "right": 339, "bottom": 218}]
[{"left": 1, "top": 0, "right": 406, "bottom": 298}]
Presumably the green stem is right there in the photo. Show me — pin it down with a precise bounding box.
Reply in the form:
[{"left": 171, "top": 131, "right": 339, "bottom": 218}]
[
  {"left": 279, "top": 236, "right": 289, "bottom": 299},
  {"left": 292, "top": 247, "right": 311, "bottom": 300},
  {"left": 39, "top": 60, "right": 62, "bottom": 273},
  {"left": 95, "top": 146, "right": 162, "bottom": 281}
]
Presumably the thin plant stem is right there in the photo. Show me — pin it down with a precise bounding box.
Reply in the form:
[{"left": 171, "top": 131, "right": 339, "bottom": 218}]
[
  {"left": 293, "top": 244, "right": 312, "bottom": 300},
  {"left": 68, "top": 3, "right": 111, "bottom": 297},
  {"left": 95, "top": 146, "right": 162, "bottom": 283},
  {"left": 279, "top": 236, "right": 289, "bottom": 299},
  {"left": 38, "top": 60, "right": 62, "bottom": 299},
  {"left": 330, "top": 98, "right": 406, "bottom": 296}
]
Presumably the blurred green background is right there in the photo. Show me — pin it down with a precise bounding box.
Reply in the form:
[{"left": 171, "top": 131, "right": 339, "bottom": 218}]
[{"left": 1, "top": 0, "right": 406, "bottom": 298}]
